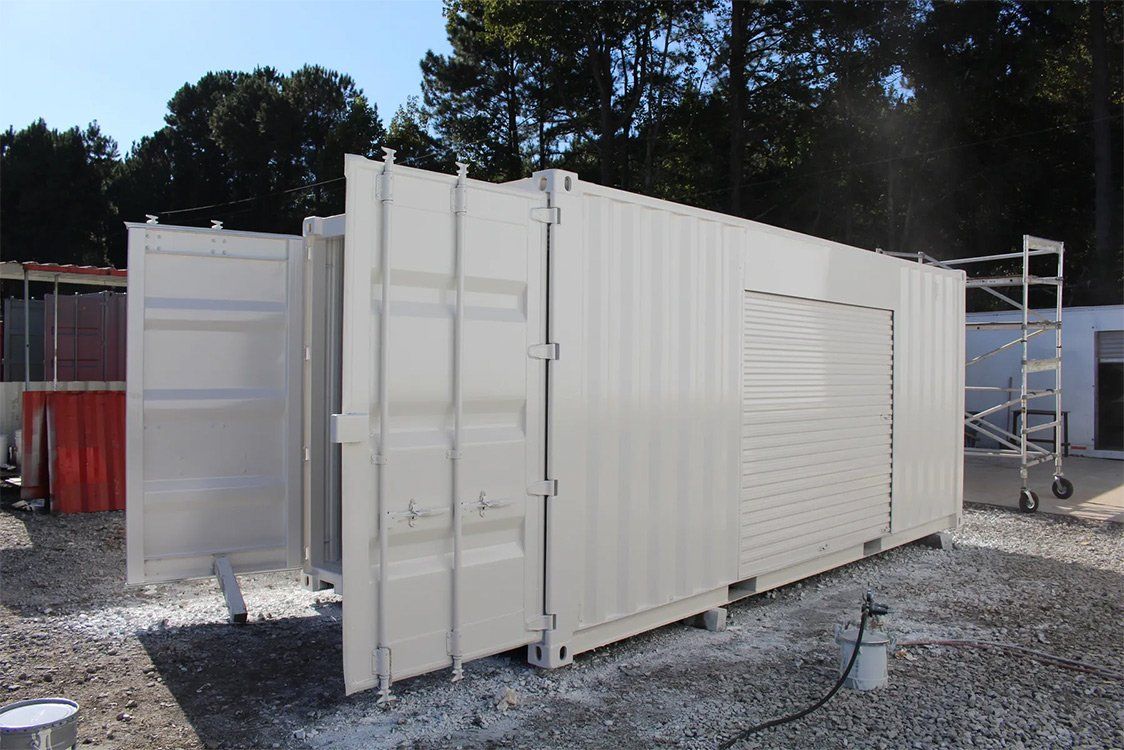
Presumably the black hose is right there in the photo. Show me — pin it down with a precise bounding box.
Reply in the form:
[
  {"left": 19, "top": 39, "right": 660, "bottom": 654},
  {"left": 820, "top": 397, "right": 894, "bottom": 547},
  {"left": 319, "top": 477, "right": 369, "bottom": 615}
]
[{"left": 717, "top": 606, "right": 870, "bottom": 749}]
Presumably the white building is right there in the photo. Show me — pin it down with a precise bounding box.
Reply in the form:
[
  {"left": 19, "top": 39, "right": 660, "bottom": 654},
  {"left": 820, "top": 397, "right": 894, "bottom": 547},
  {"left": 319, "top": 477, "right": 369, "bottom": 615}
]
[{"left": 966, "top": 305, "right": 1124, "bottom": 460}]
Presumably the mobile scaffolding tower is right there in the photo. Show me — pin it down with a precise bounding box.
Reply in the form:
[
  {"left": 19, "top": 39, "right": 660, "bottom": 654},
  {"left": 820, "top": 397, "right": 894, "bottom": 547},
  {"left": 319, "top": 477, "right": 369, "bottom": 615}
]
[{"left": 885, "top": 235, "right": 1074, "bottom": 513}]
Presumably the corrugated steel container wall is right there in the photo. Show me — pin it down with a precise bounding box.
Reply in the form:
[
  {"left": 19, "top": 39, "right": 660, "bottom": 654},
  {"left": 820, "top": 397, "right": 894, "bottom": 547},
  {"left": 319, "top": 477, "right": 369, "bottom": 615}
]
[
  {"left": 47, "top": 391, "right": 126, "bottom": 512},
  {"left": 20, "top": 390, "right": 125, "bottom": 511},
  {"left": 44, "top": 292, "right": 127, "bottom": 382},
  {"left": 2, "top": 298, "right": 45, "bottom": 381},
  {"left": 547, "top": 178, "right": 744, "bottom": 650},
  {"left": 890, "top": 264, "right": 965, "bottom": 531},
  {"left": 546, "top": 173, "right": 964, "bottom": 659}
]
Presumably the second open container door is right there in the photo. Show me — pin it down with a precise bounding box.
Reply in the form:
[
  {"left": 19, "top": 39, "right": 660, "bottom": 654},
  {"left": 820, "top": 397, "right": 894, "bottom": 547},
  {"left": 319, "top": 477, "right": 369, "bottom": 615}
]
[{"left": 337, "top": 155, "right": 550, "bottom": 695}]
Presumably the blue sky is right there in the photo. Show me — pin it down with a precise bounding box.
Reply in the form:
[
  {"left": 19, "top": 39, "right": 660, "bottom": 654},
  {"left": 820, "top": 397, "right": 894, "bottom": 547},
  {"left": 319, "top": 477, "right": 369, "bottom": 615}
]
[{"left": 0, "top": 0, "right": 451, "bottom": 153}]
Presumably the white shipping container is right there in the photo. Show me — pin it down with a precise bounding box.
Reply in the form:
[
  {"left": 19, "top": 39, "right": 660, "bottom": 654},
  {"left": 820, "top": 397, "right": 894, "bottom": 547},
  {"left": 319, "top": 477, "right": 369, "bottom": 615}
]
[{"left": 126, "top": 154, "right": 965, "bottom": 697}]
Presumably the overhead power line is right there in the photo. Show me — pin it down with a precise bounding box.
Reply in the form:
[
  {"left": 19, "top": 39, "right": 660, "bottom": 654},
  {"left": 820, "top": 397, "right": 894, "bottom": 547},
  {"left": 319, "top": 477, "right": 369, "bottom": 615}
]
[
  {"left": 154, "top": 151, "right": 449, "bottom": 218},
  {"left": 157, "top": 176, "right": 345, "bottom": 217}
]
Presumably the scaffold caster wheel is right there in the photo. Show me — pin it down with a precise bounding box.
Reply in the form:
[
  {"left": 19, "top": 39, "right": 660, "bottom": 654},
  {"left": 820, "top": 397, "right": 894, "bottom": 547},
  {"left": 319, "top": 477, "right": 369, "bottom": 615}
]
[
  {"left": 1051, "top": 477, "right": 1074, "bottom": 500},
  {"left": 1018, "top": 489, "right": 1040, "bottom": 513}
]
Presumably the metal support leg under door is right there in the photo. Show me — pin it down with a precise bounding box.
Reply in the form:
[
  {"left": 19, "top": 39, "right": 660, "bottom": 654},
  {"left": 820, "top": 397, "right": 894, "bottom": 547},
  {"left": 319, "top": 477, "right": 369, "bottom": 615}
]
[{"left": 213, "top": 556, "right": 247, "bottom": 624}]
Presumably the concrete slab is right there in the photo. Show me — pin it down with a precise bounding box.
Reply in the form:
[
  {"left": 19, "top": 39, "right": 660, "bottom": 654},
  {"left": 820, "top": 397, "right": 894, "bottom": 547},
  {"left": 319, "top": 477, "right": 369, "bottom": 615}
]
[{"left": 964, "top": 455, "right": 1124, "bottom": 522}]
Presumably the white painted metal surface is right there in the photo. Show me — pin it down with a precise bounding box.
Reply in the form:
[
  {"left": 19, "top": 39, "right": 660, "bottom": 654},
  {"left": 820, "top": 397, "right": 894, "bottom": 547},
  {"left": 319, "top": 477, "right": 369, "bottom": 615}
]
[
  {"left": 890, "top": 262, "right": 966, "bottom": 531},
  {"left": 126, "top": 159, "right": 965, "bottom": 696},
  {"left": 338, "top": 155, "right": 549, "bottom": 695},
  {"left": 539, "top": 175, "right": 742, "bottom": 665},
  {"left": 966, "top": 305, "right": 1124, "bottom": 459},
  {"left": 740, "top": 293, "right": 893, "bottom": 579},
  {"left": 125, "top": 224, "right": 304, "bottom": 584},
  {"left": 536, "top": 175, "right": 964, "bottom": 665},
  {"left": 301, "top": 219, "right": 345, "bottom": 589}
]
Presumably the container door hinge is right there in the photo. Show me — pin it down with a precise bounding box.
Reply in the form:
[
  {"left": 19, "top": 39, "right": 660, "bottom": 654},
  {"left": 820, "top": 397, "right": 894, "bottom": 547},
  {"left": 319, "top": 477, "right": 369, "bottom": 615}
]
[
  {"left": 527, "top": 479, "right": 557, "bottom": 497},
  {"left": 526, "top": 613, "right": 556, "bottom": 632},
  {"left": 531, "top": 206, "right": 561, "bottom": 225},
  {"left": 330, "top": 413, "right": 369, "bottom": 444},
  {"left": 527, "top": 343, "right": 559, "bottom": 361}
]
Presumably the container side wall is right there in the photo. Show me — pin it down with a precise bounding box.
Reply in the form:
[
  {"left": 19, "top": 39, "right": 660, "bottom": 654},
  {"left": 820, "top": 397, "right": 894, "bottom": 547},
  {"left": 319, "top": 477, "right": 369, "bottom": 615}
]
[
  {"left": 552, "top": 184, "right": 743, "bottom": 633},
  {"left": 44, "top": 292, "right": 128, "bottom": 382},
  {"left": 890, "top": 264, "right": 965, "bottom": 531},
  {"left": 547, "top": 178, "right": 963, "bottom": 654}
]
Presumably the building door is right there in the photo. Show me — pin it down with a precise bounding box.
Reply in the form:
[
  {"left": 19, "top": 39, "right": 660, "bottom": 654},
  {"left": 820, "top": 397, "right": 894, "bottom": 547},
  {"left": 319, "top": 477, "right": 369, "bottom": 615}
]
[{"left": 1096, "top": 330, "right": 1123, "bottom": 451}]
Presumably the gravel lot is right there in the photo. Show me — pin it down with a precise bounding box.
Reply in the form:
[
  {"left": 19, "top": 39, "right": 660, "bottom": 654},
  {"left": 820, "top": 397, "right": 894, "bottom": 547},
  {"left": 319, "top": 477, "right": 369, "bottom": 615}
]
[{"left": 1, "top": 503, "right": 1120, "bottom": 750}]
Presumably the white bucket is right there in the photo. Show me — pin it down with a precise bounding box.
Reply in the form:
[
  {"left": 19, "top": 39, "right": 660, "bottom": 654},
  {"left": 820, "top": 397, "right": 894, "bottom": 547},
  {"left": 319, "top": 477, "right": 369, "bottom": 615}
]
[
  {"left": 0, "top": 697, "right": 80, "bottom": 749},
  {"left": 834, "top": 624, "right": 892, "bottom": 691}
]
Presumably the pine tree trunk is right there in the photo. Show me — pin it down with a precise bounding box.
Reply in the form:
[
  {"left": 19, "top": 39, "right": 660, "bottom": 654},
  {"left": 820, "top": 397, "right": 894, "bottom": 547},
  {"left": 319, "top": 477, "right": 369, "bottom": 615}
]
[{"left": 1090, "top": 0, "right": 1115, "bottom": 303}]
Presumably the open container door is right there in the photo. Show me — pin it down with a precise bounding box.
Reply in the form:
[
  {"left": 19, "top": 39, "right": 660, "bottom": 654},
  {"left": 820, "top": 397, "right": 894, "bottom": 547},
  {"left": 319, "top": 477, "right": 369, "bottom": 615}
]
[
  {"left": 338, "top": 154, "right": 548, "bottom": 696},
  {"left": 125, "top": 223, "right": 304, "bottom": 585}
]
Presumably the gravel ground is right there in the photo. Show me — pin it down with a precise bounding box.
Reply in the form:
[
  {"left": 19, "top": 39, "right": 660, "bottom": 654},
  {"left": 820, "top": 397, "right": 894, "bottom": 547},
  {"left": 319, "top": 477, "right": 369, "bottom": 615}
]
[{"left": 1, "top": 503, "right": 1121, "bottom": 749}]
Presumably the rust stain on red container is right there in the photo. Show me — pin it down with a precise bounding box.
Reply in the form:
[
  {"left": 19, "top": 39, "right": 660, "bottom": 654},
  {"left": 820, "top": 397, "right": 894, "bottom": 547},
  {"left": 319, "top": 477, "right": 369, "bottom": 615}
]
[
  {"left": 20, "top": 390, "right": 125, "bottom": 513},
  {"left": 20, "top": 391, "right": 50, "bottom": 499}
]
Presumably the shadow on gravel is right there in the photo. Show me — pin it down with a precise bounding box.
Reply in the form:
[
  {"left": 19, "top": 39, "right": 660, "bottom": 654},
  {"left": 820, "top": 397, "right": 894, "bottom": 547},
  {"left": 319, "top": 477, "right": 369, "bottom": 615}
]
[
  {"left": 135, "top": 601, "right": 535, "bottom": 749},
  {"left": 135, "top": 603, "right": 353, "bottom": 750}
]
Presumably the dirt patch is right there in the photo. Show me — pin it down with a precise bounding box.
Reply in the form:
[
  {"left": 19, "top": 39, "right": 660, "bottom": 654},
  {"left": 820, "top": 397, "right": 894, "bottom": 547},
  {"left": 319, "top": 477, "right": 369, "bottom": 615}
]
[{"left": 1, "top": 505, "right": 1121, "bottom": 749}]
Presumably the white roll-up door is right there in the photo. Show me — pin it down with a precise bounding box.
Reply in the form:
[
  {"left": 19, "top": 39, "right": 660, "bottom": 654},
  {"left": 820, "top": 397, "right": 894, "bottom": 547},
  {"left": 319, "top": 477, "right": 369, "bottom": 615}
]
[{"left": 740, "top": 292, "right": 893, "bottom": 580}]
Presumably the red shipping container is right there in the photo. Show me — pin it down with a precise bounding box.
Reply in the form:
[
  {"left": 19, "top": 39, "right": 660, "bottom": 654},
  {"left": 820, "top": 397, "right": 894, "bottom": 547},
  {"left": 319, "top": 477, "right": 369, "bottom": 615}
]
[
  {"left": 43, "top": 292, "right": 127, "bottom": 382},
  {"left": 20, "top": 390, "right": 125, "bottom": 512}
]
